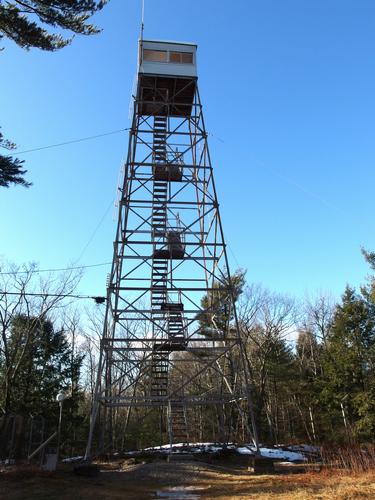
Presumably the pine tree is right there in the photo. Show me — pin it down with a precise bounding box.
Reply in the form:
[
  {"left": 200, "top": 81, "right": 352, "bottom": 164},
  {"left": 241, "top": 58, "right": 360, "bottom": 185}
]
[
  {"left": 2, "top": 315, "right": 84, "bottom": 419},
  {"left": 0, "top": 1, "right": 109, "bottom": 188},
  {"left": 0, "top": 155, "right": 31, "bottom": 188},
  {"left": 246, "top": 324, "right": 297, "bottom": 443},
  {"left": 322, "top": 287, "right": 375, "bottom": 440},
  {"left": 198, "top": 269, "right": 245, "bottom": 336},
  {"left": 0, "top": 129, "right": 31, "bottom": 188},
  {"left": 0, "top": 1, "right": 107, "bottom": 51}
]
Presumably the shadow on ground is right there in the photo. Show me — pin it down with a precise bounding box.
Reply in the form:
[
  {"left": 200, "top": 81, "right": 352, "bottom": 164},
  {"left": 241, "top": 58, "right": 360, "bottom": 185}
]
[{"left": 1, "top": 460, "right": 375, "bottom": 499}]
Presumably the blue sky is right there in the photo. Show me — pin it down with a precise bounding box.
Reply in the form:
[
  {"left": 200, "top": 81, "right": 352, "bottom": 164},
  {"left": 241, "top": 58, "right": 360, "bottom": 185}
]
[{"left": 1, "top": 0, "right": 375, "bottom": 301}]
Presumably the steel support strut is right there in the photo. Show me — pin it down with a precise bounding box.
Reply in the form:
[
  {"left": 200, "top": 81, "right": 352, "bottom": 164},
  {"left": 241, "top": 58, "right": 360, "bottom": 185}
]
[{"left": 85, "top": 68, "right": 259, "bottom": 460}]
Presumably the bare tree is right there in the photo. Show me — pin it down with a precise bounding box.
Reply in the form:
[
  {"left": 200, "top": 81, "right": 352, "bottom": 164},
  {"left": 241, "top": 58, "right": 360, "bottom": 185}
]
[
  {"left": 302, "top": 292, "right": 335, "bottom": 345},
  {"left": 239, "top": 285, "right": 296, "bottom": 442},
  {"left": 0, "top": 261, "right": 82, "bottom": 413}
]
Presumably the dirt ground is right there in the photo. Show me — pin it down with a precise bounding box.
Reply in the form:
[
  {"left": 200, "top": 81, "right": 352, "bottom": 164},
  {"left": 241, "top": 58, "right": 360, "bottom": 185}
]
[{"left": 1, "top": 459, "right": 375, "bottom": 499}]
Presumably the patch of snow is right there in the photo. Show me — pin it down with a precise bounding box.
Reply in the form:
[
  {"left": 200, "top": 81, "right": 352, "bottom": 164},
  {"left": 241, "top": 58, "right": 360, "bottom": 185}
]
[
  {"left": 236, "top": 446, "right": 254, "bottom": 455},
  {"left": 144, "top": 442, "right": 226, "bottom": 454},
  {"left": 139, "top": 442, "right": 307, "bottom": 462},
  {"left": 260, "top": 448, "right": 305, "bottom": 461},
  {"left": 276, "top": 461, "right": 296, "bottom": 465},
  {"left": 62, "top": 456, "right": 83, "bottom": 463},
  {"left": 156, "top": 485, "right": 203, "bottom": 499},
  {"left": 236, "top": 446, "right": 305, "bottom": 462}
]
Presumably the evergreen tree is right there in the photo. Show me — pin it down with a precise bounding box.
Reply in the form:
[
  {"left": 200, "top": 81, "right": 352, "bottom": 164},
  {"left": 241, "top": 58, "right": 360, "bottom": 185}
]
[
  {"left": 0, "top": 154, "right": 31, "bottom": 188},
  {"left": 0, "top": 1, "right": 109, "bottom": 188},
  {"left": 246, "top": 323, "right": 297, "bottom": 443},
  {"left": 322, "top": 287, "right": 375, "bottom": 440},
  {"left": 0, "top": 1, "right": 107, "bottom": 51},
  {"left": 1, "top": 314, "right": 84, "bottom": 418},
  {"left": 361, "top": 247, "right": 375, "bottom": 304},
  {"left": 198, "top": 269, "right": 245, "bottom": 336},
  {"left": 0, "top": 129, "right": 31, "bottom": 188}
]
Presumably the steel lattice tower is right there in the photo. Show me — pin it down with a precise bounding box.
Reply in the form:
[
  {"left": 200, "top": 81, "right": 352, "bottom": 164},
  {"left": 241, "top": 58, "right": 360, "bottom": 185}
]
[{"left": 85, "top": 40, "right": 258, "bottom": 458}]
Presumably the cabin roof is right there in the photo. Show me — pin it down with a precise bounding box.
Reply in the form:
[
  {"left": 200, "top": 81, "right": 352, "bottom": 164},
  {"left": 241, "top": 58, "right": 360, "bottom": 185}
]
[{"left": 140, "top": 38, "right": 197, "bottom": 48}]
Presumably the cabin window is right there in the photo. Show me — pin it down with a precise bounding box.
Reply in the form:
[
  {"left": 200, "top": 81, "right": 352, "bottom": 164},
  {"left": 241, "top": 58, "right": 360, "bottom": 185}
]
[
  {"left": 169, "top": 51, "right": 193, "bottom": 64},
  {"left": 143, "top": 49, "right": 168, "bottom": 62}
]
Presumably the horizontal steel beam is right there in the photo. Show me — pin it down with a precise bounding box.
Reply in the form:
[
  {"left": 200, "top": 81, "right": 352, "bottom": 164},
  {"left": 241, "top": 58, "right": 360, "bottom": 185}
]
[
  {"left": 98, "top": 397, "right": 241, "bottom": 408},
  {"left": 102, "top": 337, "right": 237, "bottom": 343}
]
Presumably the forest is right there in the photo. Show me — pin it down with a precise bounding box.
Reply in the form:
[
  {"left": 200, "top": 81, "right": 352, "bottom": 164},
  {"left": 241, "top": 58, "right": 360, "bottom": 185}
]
[{"left": 1, "top": 247, "right": 375, "bottom": 460}]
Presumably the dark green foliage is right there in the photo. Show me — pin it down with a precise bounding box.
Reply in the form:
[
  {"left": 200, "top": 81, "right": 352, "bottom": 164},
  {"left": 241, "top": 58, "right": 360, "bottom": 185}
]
[
  {"left": 0, "top": 314, "right": 85, "bottom": 458},
  {"left": 0, "top": 314, "right": 84, "bottom": 417},
  {"left": 321, "top": 287, "right": 375, "bottom": 440},
  {"left": 362, "top": 247, "right": 375, "bottom": 271},
  {"left": 0, "top": 2, "right": 109, "bottom": 189},
  {"left": 250, "top": 326, "right": 297, "bottom": 443},
  {"left": 199, "top": 269, "right": 245, "bottom": 336},
  {"left": 0, "top": 1, "right": 108, "bottom": 51},
  {"left": 361, "top": 247, "right": 375, "bottom": 304},
  {"left": 0, "top": 154, "right": 31, "bottom": 188},
  {"left": 0, "top": 129, "right": 31, "bottom": 188}
]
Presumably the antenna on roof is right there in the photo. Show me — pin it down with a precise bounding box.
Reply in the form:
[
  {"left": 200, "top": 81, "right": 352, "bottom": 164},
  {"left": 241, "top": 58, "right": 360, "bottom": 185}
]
[{"left": 140, "top": 0, "right": 145, "bottom": 41}]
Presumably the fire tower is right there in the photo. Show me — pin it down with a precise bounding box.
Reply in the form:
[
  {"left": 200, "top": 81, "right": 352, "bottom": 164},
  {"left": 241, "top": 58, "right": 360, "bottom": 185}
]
[{"left": 85, "top": 40, "right": 258, "bottom": 457}]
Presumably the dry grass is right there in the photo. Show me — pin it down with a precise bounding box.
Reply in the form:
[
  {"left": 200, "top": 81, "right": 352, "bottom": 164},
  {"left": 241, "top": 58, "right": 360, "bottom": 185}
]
[
  {"left": 0, "top": 460, "right": 375, "bottom": 499},
  {"left": 320, "top": 444, "right": 375, "bottom": 472}
]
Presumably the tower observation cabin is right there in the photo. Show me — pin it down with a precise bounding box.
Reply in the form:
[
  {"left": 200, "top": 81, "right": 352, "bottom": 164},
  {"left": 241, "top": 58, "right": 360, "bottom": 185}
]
[{"left": 138, "top": 39, "right": 197, "bottom": 117}]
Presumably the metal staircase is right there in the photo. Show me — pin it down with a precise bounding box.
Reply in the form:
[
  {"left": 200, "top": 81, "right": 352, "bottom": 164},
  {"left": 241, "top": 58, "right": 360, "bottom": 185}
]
[
  {"left": 152, "top": 115, "right": 169, "bottom": 260},
  {"left": 150, "top": 350, "right": 169, "bottom": 398},
  {"left": 150, "top": 116, "right": 186, "bottom": 413},
  {"left": 150, "top": 116, "right": 170, "bottom": 400},
  {"left": 163, "top": 301, "right": 186, "bottom": 350},
  {"left": 169, "top": 400, "right": 189, "bottom": 444}
]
